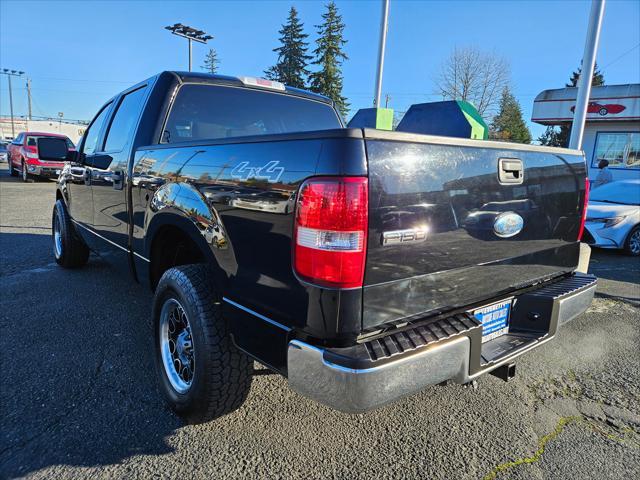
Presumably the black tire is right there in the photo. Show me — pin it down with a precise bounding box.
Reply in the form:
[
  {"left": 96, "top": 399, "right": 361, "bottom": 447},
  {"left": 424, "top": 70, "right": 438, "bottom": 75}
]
[
  {"left": 52, "top": 199, "right": 90, "bottom": 268},
  {"left": 598, "top": 107, "right": 608, "bottom": 116},
  {"left": 8, "top": 160, "right": 17, "bottom": 177},
  {"left": 624, "top": 225, "right": 640, "bottom": 256},
  {"left": 153, "top": 265, "right": 252, "bottom": 424}
]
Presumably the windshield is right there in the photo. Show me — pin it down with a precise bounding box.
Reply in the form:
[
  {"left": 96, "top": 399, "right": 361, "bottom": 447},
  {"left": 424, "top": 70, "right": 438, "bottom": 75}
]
[
  {"left": 590, "top": 181, "right": 640, "bottom": 205},
  {"left": 162, "top": 84, "right": 341, "bottom": 143}
]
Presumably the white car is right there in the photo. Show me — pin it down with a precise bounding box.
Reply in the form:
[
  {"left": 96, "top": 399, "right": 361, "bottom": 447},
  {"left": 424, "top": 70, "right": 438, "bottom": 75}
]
[{"left": 584, "top": 179, "right": 640, "bottom": 256}]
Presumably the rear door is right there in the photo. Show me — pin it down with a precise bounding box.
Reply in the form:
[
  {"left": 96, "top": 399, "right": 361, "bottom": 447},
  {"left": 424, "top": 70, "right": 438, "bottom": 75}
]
[
  {"left": 362, "top": 132, "right": 586, "bottom": 329},
  {"left": 90, "top": 85, "right": 148, "bottom": 257}
]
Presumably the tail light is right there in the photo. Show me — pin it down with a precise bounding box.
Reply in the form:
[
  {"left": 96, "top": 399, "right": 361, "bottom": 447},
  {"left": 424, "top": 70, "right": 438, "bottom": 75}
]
[
  {"left": 293, "top": 177, "right": 368, "bottom": 288},
  {"left": 577, "top": 177, "right": 590, "bottom": 241}
]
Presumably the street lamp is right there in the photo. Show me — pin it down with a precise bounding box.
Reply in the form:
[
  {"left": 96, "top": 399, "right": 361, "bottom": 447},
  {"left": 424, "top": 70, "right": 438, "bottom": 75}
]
[
  {"left": 1, "top": 69, "right": 25, "bottom": 138},
  {"left": 164, "top": 23, "right": 213, "bottom": 72}
]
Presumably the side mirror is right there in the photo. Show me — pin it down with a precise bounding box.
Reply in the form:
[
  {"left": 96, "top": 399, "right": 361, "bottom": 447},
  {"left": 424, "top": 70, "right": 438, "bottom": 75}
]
[{"left": 37, "top": 137, "right": 68, "bottom": 162}]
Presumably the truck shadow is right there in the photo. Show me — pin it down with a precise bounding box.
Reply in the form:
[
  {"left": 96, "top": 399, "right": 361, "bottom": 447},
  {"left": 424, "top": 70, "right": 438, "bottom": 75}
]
[{"left": 0, "top": 232, "right": 181, "bottom": 477}]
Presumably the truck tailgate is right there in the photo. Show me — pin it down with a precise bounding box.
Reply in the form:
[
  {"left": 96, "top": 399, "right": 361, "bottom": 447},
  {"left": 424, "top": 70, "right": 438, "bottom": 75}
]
[{"left": 363, "top": 130, "right": 587, "bottom": 330}]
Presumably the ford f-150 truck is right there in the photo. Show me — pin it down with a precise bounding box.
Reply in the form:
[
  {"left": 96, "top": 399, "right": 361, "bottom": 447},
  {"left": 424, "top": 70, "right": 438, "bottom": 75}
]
[{"left": 40, "top": 72, "right": 596, "bottom": 424}]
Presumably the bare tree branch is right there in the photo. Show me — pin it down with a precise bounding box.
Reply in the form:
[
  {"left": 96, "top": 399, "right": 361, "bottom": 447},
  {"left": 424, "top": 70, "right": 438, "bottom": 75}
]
[{"left": 435, "top": 46, "right": 510, "bottom": 118}]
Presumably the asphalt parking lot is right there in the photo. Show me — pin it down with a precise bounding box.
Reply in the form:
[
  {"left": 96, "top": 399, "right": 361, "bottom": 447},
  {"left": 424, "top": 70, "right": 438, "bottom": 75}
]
[{"left": 1, "top": 164, "right": 639, "bottom": 479}]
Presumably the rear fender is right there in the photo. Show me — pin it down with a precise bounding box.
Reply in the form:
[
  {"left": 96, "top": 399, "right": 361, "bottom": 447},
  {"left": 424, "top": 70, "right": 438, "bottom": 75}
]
[{"left": 144, "top": 181, "right": 234, "bottom": 290}]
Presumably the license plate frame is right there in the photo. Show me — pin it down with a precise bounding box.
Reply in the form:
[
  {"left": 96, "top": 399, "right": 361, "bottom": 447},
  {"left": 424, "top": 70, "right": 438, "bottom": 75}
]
[{"left": 473, "top": 298, "right": 513, "bottom": 343}]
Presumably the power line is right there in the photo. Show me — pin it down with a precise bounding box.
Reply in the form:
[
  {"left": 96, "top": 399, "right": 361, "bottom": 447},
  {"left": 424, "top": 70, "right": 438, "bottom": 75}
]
[{"left": 602, "top": 42, "right": 640, "bottom": 69}]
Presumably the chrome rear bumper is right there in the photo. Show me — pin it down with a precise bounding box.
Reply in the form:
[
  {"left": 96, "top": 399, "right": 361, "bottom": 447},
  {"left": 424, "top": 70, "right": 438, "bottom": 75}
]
[{"left": 287, "top": 273, "right": 597, "bottom": 413}]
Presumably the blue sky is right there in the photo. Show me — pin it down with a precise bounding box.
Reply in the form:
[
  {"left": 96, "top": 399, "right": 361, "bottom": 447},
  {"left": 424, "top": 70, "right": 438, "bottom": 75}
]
[{"left": 1, "top": 0, "right": 639, "bottom": 139}]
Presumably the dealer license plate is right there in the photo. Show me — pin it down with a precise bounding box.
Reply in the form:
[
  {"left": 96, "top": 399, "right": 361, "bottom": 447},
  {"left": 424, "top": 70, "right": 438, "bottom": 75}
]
[{"left": 474, "top": 299, "right": 512, "bottom": 343}]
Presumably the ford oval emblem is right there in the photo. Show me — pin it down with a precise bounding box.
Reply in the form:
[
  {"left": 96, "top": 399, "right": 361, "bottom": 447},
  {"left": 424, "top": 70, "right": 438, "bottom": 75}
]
[{"left": 493, "top": 212, "right": 524, "bottom": 238}]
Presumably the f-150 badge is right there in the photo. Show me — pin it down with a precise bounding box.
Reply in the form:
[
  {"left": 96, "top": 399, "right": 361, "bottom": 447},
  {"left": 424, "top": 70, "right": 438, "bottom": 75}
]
[{"left": 231, "top": 161, "right": 284, "bottom": 183}]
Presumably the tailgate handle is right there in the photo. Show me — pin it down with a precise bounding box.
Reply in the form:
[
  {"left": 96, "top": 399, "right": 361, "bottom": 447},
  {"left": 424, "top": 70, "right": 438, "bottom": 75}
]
[{"left": 498, "top": 158, "right": 524, "bottom": 185}]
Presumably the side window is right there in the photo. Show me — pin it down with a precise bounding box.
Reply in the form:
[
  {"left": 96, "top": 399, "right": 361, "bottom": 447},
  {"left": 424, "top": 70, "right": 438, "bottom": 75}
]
[
  {"left": 103, "top": 86, "right": 147, "bottom": 152},
  {"left": 82, "top": 104, "right": 112, "bottom": 155}
]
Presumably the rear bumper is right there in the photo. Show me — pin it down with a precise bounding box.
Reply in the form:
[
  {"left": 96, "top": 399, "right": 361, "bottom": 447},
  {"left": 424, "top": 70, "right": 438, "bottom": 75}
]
[{"left": 287, "top": 273, "right": 597, "bottom": 413}]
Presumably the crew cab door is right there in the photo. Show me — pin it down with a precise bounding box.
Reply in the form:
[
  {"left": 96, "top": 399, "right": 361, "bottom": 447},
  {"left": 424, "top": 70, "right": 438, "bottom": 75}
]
[{"left": 90, "top": 85, "right": 148, "bottom": 257}]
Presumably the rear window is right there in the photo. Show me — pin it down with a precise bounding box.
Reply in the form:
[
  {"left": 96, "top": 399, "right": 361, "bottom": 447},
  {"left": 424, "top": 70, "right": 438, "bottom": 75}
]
[
  {"left": 27, "top": 135, "right": 74, "bottom": 148},
  {"left": 162, "top": 84, "right": 341, "bottom": 144}
]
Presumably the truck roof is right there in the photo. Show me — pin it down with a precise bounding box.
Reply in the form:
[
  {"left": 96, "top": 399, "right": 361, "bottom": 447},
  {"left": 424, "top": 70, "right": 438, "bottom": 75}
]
[{"left": 167, "top": 71, "right": 333, "bottom": 105}]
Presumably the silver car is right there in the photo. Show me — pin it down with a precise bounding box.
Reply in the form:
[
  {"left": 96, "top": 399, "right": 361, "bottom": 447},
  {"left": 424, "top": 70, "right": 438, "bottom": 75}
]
[{"left": 584, "top": 179, "right": 640, "bottom": 256}]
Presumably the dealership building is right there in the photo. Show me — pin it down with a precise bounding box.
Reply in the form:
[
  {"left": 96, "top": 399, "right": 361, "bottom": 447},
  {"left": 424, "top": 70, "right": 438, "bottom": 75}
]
[
  {"left": 0, "top": 117, "right": 86, "bottom": 144},
  {"left": 532, "top": 83, "right": 639, "bottom": 183}
]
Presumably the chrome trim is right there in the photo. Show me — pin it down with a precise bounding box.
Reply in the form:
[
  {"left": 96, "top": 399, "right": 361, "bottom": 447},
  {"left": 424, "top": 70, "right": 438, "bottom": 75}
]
[
  {"left": 222, "top": 297, "right": 292, "bottom": 332},
  {"left": 288, "top": 336, "right": 470, "bottom": 413},
  {"left": 71, "top": 219, "right": 150, "bottom": 262}
]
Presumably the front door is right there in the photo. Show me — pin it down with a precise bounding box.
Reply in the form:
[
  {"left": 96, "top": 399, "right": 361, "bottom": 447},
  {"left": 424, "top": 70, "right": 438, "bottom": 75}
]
[{"left": 67, "top": 102, "right": 112, "bottom": 230}]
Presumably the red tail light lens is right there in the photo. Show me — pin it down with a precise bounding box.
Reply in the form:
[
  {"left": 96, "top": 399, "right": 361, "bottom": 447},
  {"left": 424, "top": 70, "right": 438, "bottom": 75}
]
[
  {"left": 294, "top": 177, "right": 368, "bottom": 288},
  {"left": 578, "top": 177, "right": 590, "bottom": 241}
]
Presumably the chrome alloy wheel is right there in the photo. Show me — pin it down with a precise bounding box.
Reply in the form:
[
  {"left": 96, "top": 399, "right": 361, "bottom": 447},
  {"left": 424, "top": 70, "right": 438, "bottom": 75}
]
[
  {"left": 630, "top": 229, "right": 640, "bottom": 255},
  {"left": 160, "top": 298, "right": 195, "bottom": 394},
  {"left": 53, "top": 211, "right": 63, "bottom": 259}
]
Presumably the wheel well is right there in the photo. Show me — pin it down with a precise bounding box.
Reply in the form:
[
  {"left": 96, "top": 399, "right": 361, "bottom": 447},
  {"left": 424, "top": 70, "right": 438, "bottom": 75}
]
[{"left": 149, "top": 225, "right": 206, "bottom": 289}]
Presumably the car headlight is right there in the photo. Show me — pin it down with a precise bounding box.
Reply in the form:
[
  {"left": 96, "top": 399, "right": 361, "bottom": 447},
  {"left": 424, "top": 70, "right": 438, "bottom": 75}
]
[{"left": 586, "top": 216, "right": 626, "bottom": 228}]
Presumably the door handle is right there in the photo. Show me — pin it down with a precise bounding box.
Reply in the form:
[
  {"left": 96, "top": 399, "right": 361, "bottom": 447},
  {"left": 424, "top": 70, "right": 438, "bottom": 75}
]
[
  {"left": 112, "top": 169, "right": 124, "bottom": 190},
  {"left": 498, "top": 158, "right": 524, "bottom": 185}
]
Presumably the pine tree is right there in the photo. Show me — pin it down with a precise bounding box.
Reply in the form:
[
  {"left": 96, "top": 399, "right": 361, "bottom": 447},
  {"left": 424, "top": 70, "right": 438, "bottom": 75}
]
[
  {"left": 539, "top": 63, "right": 605, "bottom": 147},
  {"left": 490, "top": 87, "right": 532, "bottom": 144},
  {"left": 309, "top": 1, "right": 349, "bottom": 118},
  {"left": 264, "top": 7, "right": 311, "bottom": 88},
  {"left": 202, "top": 48, "right": 220, "bottom": 74}
]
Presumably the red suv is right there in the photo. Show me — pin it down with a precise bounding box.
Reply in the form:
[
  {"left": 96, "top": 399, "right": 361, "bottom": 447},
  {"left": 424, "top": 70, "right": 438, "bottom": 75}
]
[{"left": 7, "top": 131, "right": 75, "bottom": 182}]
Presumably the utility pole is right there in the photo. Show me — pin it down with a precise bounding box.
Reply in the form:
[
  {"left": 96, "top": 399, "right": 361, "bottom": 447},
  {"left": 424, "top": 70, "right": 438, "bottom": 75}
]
[
  {"left": 164, "top": 23, "right": 213, "bottom": 72},
  {"left": 26, "top": 78, "right": 33, "bottom": 120},
  {"left": 373, "top": 0, "right": 390, "bottom": 107},
  {"left": 1, "top": 69, "right": 25, "bottom": 138},
  {"left": 569, "top": 0, "right": 606, "bottom": 150}
]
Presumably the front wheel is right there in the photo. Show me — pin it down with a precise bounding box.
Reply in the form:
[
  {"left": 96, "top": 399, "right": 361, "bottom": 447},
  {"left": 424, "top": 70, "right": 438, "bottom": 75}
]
[
  {"left": 153, "top": 265, "right": 253, "bottom": 424},
  {"left": 21, "top": 161, "right": 32, "bottom": 182},
  {"left": 8, "top": 160, "right": 17, "bottom": 177},
  {"left": 625, "top": 225, "right": 640, "bottom": 256},
  {"left": 52, "top": 200, "right": 90, "bottom": 268}
]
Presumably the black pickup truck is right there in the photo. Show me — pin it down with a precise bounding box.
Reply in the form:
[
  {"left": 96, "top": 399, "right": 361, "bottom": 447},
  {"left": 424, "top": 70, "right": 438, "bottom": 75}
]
[{"left": 39, "top": 71, "right": 596, "bottom": 423}]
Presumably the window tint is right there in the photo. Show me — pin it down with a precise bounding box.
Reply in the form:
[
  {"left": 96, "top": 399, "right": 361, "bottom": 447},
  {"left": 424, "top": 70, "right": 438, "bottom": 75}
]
[
  {"left": 104, "top": 87, "right": 147, "bottom": 152},
  {"left": 83, "top": 104, "right": 112, "bottom": 155},
  {"left": 592, "top": 132, "right": 640, "bottom": 169},
  {"left": 162, "top": 84, "right": 341, "bottom": 143}
]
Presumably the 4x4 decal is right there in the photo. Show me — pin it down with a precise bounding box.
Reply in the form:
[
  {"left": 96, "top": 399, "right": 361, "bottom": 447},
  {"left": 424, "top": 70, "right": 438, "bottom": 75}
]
[{"left": 231, "top": 160, "right": 284, "bottom": 183}]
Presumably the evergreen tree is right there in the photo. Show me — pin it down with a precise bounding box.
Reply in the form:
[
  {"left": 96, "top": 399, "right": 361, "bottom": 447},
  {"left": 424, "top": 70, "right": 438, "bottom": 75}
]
[
  {"left": 539, "top": 63, "right": 605, "bottom": 147},
  {"left": 201, "top": 48, "right": 220, "bottom": 74},
  {"left": 264, "top": 7, "right": 311, "bottom": 88},
  {"left": 490, "top": 87, "right": 532, "bottom": 144},
  {"left": 309, "top": 1, "right": 349, "bottom": 118}
]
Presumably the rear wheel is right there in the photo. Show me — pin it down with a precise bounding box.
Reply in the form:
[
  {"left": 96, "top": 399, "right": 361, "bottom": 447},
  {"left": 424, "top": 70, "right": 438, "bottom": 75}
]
[
  {"left": 52, "top": 199, "right": 90, "bottom": 268},
  {"left": 153, "top": 265, "right": 252, "bottom": 424},
  {"left": 625, "top": 225, "right": 640, "bottom": 256},
  {"left": 8, "top": 159, "right": 17, "bottom": 177}
]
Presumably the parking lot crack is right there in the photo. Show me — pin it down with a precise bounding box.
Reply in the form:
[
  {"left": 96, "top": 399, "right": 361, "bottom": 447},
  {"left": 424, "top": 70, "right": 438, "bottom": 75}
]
[{"left": 482, "top": 416, "right": 581, "bottom": 480}]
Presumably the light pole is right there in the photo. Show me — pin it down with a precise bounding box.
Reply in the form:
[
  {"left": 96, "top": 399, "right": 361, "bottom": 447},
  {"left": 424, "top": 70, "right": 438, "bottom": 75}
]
[
  {"left": 374, "top": 0, "right": 390, "bottom": 108},
  {"left": 569, "top": 0, "right": 606, "bottom": 150},
  {"left": 1, "top": 69, "right": 25, "bottom": 138},
  {"left": 164, "top": 23, "right": 213, "bottom": 72}
]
